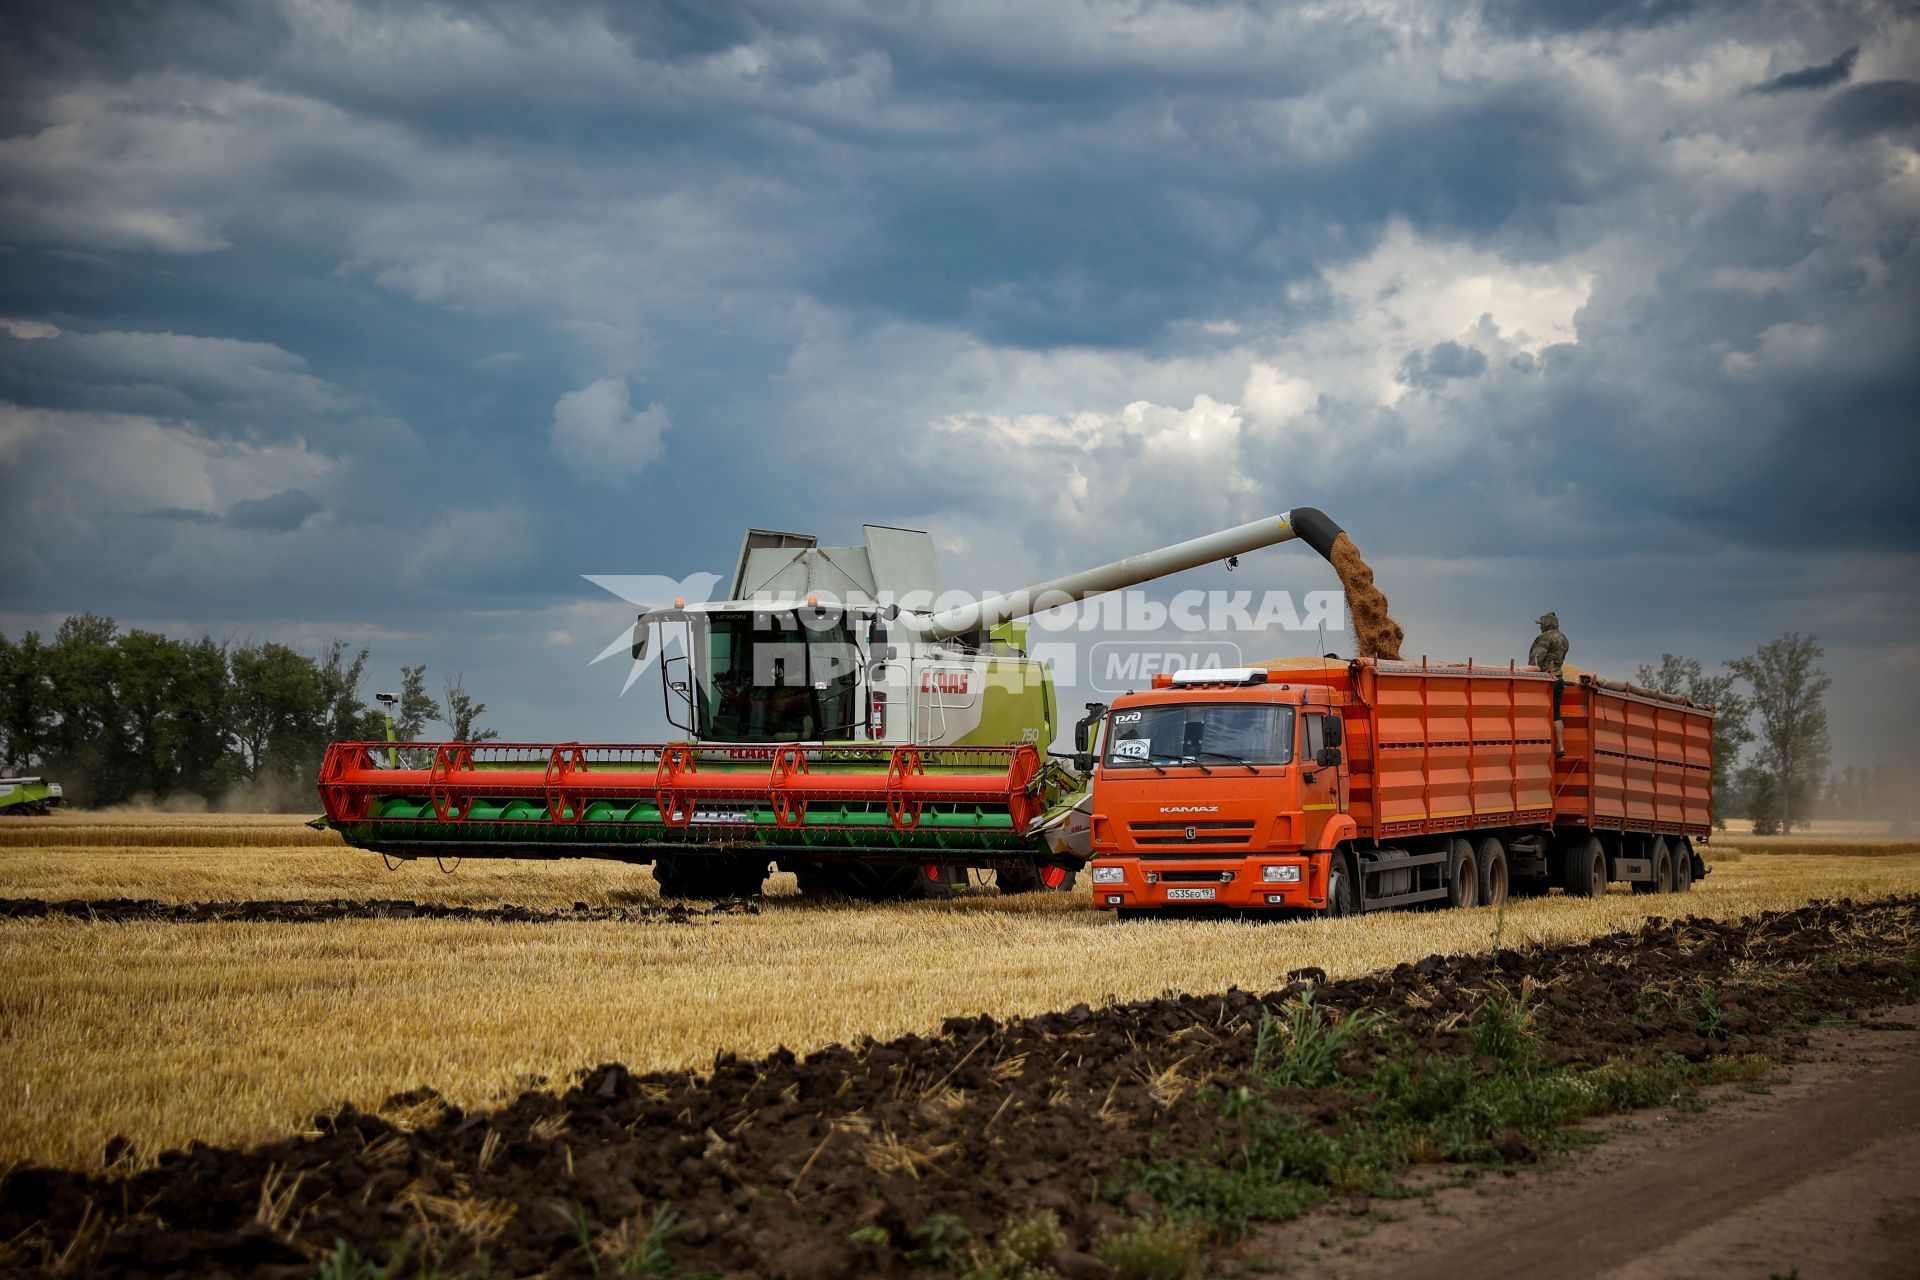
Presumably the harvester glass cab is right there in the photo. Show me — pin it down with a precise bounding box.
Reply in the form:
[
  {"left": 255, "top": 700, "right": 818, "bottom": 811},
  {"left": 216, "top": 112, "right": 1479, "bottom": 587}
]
[{"left": 692, "top": 608, "right": 863, "bottom": 743}]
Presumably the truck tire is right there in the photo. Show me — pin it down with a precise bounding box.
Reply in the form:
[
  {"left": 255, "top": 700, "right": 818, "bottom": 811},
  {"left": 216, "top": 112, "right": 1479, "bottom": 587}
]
[
  {"left": 1327, "top": 856, "right": 1358, "bottom": 917},
  {"left": 1634, "top": 838, "right": 1674, "bottom": 895},
  {"left": 654, "top": 856, "right": 768, "bottom": 901},
  {"left": 1475, "top": 837, "right": 1509, "bottom": 908},
  {"left": 997, "top": 864, "right": 1078, "bottom": 894},
  {"left": 1564, "top": 836, "right": 1608, "bottom": 898},
  {"left": 1671, "top": 838, "right": 1695, "bottom": 892},
  {"left": 1446, "top": 838, "right": 1479, "bottom": 909}
]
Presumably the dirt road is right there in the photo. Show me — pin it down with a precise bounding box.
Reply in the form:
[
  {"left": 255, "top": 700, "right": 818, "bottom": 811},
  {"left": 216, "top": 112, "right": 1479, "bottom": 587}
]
[{"left": 1245, "top": 1009, "right": 1920, "bottom": 1280}]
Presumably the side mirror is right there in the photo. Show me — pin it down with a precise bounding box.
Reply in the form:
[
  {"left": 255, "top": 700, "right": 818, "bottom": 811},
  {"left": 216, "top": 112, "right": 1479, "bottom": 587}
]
[
  {"left": 1324, "top": 716, "right": 1343, "bottom": 748},
  {"left": 1317, "top": 746, "right": 1342, "bottom": 768},
  {"left": 1073, "top": 752, "right": 1095, "bottom": 773},
  {"left": 1074, "top": 702, "right": 1107, "bottom": 753},
  {"left": 631, "top": 619, "right": 650, "bottom": 661},
  {"left": 867, "top": 613, "right": 889, "bottom": 648}
]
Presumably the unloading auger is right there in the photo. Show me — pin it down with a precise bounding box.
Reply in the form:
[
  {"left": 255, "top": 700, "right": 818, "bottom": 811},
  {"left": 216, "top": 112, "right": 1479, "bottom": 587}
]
[{"left": 317, "top": 508, "right": 1353, "bottom": 900}]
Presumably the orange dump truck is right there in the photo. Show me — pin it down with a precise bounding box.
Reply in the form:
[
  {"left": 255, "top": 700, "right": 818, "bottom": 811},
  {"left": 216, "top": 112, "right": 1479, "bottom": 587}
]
[{"left": 1083, "top": 658, "right": 1712, "bottom": 915}]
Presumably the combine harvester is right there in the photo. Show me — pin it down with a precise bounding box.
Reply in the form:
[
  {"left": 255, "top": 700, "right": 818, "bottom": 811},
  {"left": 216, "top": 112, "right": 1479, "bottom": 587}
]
[
  {"left": 318, "top": 509, "right": 1359, "bottom": 899},
  {"left": 0, "top": 776, "right": 65, "bottom": 816}
]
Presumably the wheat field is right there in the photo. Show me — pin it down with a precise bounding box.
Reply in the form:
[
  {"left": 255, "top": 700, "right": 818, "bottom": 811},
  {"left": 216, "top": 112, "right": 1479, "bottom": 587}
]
[{"left": 2, "top": 812, "right": 1917, "bottom": 1168}]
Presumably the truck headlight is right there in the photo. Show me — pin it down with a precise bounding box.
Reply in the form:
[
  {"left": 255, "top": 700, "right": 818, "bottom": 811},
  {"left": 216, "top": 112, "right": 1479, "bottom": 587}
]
[
  {"left": 1262, "top": 864, "right": 1302, "bottom": 884},
  {"left": 1092, "top": 865, "right": 1125, "bottom": 884}
]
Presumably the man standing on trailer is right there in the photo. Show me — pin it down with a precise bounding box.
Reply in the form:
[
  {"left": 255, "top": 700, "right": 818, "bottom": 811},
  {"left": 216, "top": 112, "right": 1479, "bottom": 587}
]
[{"left": 1530, "top": 612, "right": 1570, "bottom": 756}]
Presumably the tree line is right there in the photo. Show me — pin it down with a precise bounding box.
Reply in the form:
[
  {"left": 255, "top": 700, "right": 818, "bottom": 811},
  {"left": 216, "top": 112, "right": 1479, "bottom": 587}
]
[
  {"left": 1638, "top": 631, "right": 1907, "bottom": 835},
  {"left": 0, "top": 615, "right": 496, "bottom": 808}
]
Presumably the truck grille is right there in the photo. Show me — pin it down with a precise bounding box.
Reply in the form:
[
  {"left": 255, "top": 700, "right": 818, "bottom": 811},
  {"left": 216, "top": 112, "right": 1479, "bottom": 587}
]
[{"left": 1128, "top": 820, "right": 1256, "bottom": 847}]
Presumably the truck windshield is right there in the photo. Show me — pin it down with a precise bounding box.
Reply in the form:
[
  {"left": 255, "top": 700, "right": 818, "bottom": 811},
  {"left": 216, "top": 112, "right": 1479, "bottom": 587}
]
[
  {"left": 1103, "top": 703, "right": 1294, "bottom": 768},
  {"left": 693, "top": 611, "right": 860, "bottom": 742}
]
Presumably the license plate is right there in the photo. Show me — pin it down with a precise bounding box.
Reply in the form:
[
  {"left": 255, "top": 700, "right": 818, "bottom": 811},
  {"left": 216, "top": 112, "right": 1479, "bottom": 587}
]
[{"left": 1165, "top": 886, "right": 1217, "bottom": 901}]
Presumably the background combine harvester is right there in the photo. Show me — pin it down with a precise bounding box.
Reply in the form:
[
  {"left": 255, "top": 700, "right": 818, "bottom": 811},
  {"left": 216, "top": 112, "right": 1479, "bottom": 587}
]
[
  {"left": 317, "top": 509, "right": 1362, "bottom": 900},
  {"left": 1085, "top": 659, "right": 1713, "bottom": 916},
  {"left": 0, "top": 775, "right": 65, "bottom": 816}
]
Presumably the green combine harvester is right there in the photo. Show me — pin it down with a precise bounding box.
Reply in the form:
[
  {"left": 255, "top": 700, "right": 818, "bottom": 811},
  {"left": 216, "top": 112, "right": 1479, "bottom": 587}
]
[
  {"left": 0, "top": 776, "right": 66, "bottom": 815},
  {"left": 318, "top": 509, "right": 1354, "bottom": 899}
]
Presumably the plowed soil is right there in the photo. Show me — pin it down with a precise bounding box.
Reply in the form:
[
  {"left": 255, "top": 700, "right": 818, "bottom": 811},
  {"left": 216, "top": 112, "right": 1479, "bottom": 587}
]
[
  {"left": 0, "top": 897, "right": 753, "bottom": 925},
  {"left": 3, "top": 897, "right": 1915, "bottom": 1278}
]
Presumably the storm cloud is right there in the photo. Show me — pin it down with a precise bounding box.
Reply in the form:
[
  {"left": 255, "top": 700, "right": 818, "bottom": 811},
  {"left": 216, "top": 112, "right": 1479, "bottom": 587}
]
[{"left": 1, "top": 0, "right": 1915, "bottom": 759}]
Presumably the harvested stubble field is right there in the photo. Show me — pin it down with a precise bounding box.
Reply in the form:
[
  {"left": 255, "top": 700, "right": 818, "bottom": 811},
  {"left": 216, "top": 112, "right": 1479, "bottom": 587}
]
[{"left": 1, "top": 812, "right": 1918, "bottom": 1175}]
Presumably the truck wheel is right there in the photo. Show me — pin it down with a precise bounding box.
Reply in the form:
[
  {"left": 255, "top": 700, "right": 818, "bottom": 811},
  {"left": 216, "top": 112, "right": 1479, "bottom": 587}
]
[
  {"left": 1476, "top": 837, "right": 1509, "bottom": 907},
  {"left": 1564, "top": 836, "right": 1608, "bottom": 898},
  {"left": 1671, "top": 839, "right": 1695, "bottom": 892},
  {"left": 653, "top": 856, "right": 768, "bottom": 901},
  {"left": 1327, "top": 858, "right": 1358, "bottom": 917},
  {"left": 1634, "top": 838, "right": 1674, "bottom": 894},
  {"left": 1446, "top": 839, "right": 1479, "bottom": 909},
  {"left": 997, "top": 864, "right": 1078, "bottom": 894}
]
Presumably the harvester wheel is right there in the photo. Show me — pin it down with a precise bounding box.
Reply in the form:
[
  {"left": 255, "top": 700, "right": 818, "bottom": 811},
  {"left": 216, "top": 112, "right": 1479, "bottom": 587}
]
[
  {"left": 1672, "top": 838, "right": 1696, "bottom": 892},
  {"left": 1634, "top": 838, "right": 1674, "bottom": 895},
  {"left": 997, "top": 864, "right": 1078, "bottom": 894},
  {"left": 1565, "top": 836, "right": 1608, "bottom": 897},
  {"left": 1446, "top": 839, "right": 1479, "bottom": 909},
  {"left": 652, "top": 856, "right": 768, "bottom": 901},
  {"left": 1475, "top": 837, "right": 1509, "bottom": 908},
  {"left": 835, "top": 862, "right": 961, "bottom": 902}
]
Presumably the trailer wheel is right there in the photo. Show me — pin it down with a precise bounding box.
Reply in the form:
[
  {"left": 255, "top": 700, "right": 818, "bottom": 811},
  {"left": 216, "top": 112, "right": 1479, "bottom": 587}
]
[
  {"left": 1476, "top": 837, "right": 1509, "bottom": 908},
  {"left": 1634, "top": 838, "right": 1674, "bottom": 895},
  {"left": 1327, "top": 856, "right": 1358, "bottom": 917},
  {"left": 1671, "top": 839, "right": 1695, "bottom": 893},
  {"left": 997, "top": 864, "right": 1078, "bottom": 894},
  {"left": 1446, "top": 839, "right": 1479, "bottom": 909},
  {"left": 653, "top": 856, "right": 769, "bottom": 901},
  {"left": 1564, "top": 836, "right": 1608, "bottom": 898}
]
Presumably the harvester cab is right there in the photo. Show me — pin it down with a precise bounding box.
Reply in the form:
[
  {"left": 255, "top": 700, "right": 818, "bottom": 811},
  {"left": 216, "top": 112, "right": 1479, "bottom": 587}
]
[{"left": 631, "top": 525, "right": 1057, "bottom": 753}]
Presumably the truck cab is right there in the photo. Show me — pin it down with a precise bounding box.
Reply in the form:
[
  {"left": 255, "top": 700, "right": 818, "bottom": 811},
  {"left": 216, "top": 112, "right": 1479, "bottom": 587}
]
[{"left": 1085, "top": 668, "right": 1350, "bottom": 912}]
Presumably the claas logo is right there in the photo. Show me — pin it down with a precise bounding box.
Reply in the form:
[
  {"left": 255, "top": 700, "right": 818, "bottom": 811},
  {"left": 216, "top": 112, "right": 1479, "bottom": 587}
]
[{"left": 920, "top": 671, "right": 972, "bottom": 694}]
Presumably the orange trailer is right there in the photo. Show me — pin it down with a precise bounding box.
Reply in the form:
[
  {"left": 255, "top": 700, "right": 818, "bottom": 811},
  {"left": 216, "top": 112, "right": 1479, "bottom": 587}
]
[{"left": 1083, "top": 658, "right": 1711, "bottom": 915}]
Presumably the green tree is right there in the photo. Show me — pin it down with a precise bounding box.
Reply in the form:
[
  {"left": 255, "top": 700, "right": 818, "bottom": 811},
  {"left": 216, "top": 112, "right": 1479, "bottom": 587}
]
[
  {"left": 1728, "top": 634, "right": 1831, "bottom": 834},
  {"left": 439, "top": 673, "right": 500, "bottom": 743},
  {"left": 45, "top": 614, "right": 129, "bottom": 804},
  {"left": 227, "top": 640, "right": 328, "bottom": 784},
  {"left": 394, "top": 664, "right": 440, "bottom": 742},
  {"left": 1634, "top": 653, "right": 1754, "bottom": 829},
  {"left": 317, "top": 640, "right": 382, "bottom": 742},
  {"left": 0, "top": 631, "right": 53, "bottom": 770}
]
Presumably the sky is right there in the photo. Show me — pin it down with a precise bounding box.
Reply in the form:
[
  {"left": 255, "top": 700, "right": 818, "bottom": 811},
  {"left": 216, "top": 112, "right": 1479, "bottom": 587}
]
[{"left": 1, "top": 0, "right": 1917, "bottom": 767}]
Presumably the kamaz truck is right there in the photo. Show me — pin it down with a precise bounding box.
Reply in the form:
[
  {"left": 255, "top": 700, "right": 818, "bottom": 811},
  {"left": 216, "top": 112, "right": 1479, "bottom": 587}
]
[{"left": 1083, "top": 658, "right": 1713, "bottom": 915}]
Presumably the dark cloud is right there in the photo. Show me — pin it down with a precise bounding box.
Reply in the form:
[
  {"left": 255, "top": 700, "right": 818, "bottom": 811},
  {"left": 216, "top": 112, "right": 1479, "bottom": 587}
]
[
  {"left": 1750, "top": 46, "right": 1859, "bottom": 95},
  {"left": 1398, "top": 341, "right": 1490, "bottom": 389},
  {"left": 224, "top": 488, "right": 322, "bottom": 531},
  {"left": 1482, "top": 0, "right": 1706, "bottom": 36},
  {"left": 1818, "top": 80, "right": 1920, "bottom": 140}
]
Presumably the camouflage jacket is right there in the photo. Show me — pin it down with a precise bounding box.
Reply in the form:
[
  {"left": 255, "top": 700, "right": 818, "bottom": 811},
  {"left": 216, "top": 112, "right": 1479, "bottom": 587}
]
[{"left": 1529, "top": 627, "right": 1569, "bottom": 675}]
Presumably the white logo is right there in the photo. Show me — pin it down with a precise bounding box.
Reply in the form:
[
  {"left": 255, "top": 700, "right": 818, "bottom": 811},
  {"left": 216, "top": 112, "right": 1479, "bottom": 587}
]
[{"left": 1159, "top": 805, "right": 1219, "bottom": 813}]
